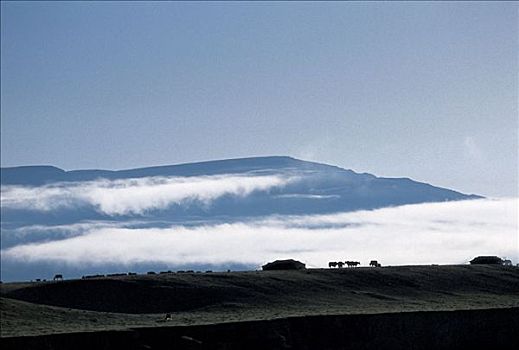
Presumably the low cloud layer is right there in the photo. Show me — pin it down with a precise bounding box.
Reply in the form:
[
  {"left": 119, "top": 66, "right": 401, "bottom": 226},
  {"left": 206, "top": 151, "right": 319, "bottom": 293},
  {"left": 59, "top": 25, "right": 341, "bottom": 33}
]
[
  {"left": 3, "top": 198, "right": 517, "bottom": 268},
  {"left": 0, "top": 174, "right": 293, "bottom": 215}
]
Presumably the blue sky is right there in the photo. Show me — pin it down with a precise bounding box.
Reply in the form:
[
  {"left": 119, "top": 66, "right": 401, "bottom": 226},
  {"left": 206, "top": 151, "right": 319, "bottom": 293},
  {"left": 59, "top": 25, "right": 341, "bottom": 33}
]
[{"left": 1, "top": 1, "right": 517, "bottom": 197}]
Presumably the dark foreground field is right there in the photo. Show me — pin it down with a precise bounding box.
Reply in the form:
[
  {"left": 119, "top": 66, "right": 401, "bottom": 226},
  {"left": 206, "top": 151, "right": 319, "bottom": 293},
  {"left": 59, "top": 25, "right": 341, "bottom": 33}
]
[{"left": 1, "top": 265, "right": 519, "bottom": 349}]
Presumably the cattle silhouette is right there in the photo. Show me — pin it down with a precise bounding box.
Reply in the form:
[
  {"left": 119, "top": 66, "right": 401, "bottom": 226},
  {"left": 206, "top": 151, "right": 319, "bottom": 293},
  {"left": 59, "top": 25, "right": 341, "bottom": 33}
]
[
  {"left": 370, "top": 260, "right": 382, "bottom": 267},
  {"left": 345, "top": 261, "right": 360, "bottom": 268}
]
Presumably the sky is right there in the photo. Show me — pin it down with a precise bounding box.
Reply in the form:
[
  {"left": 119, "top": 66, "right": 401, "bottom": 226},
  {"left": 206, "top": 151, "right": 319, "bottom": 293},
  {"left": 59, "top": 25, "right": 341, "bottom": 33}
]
[{"left": 1, "top": 1, "right": 517, "bottom": 197}]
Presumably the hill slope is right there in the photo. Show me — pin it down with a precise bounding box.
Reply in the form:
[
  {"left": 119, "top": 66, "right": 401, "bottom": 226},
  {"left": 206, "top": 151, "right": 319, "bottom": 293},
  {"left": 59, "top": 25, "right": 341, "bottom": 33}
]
[
  {"left": 2, "top": 265, "right": 518, "bottom": 314},
  {"left": 1, "top": 265, "right": 518, "bottom": 338}
]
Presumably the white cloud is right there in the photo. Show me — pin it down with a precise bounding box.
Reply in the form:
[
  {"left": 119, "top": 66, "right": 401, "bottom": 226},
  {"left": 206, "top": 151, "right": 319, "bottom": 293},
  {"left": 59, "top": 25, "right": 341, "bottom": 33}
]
[
  {"left": 3, "top": 198, "right": 517, "bottom": 268},
  {"left": 9, "top": 221, "right": 139, "bottom": 236},
  {"left": 0, "top": 174, "right": 294, "bottom": 215}
]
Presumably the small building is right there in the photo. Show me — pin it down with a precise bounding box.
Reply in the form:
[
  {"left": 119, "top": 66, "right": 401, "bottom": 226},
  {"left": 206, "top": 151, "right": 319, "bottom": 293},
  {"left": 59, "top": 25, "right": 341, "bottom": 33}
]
[
  {"left": 262, "top": 259, "right": 306, "bottom": 271},
  {"left": 469, "top": 256, "right": 503, "bottom": 265}
]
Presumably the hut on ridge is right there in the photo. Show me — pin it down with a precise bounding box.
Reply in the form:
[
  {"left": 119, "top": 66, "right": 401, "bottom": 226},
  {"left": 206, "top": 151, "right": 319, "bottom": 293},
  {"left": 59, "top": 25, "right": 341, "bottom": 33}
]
[
  {"left": 262, "top": 259, "right": 306, "bottom": 271},
  {"left": 469, "top": 256, "right": 503, "bottom": 265}
]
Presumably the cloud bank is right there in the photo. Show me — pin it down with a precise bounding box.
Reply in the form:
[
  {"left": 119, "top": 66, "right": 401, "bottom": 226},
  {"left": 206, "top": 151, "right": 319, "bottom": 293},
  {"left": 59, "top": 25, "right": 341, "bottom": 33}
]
[
  {"left": 3, "top": 198, "right": 517, "bottom": 268},
  {"left": 0, "top": 174, "right": 293, "bottom": 215}
]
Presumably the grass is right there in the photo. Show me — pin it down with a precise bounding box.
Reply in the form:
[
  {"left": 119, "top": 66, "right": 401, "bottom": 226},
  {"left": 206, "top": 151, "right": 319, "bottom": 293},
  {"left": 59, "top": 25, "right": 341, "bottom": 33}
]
[{"left": 1, "top": 264, "right": 519, "bottom": 337}]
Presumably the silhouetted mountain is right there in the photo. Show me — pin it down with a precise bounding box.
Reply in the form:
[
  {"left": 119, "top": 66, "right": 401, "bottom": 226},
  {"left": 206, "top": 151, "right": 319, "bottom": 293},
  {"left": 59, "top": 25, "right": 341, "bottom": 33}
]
[
  {"left": 0, "top": 156, "right": 483, "bottom": 281},
  {"left": 1, "top": 156, "right": 480, "bottom": 224},
  {"left": 2, "top": 156, "right": 344, "bottom": 185}
]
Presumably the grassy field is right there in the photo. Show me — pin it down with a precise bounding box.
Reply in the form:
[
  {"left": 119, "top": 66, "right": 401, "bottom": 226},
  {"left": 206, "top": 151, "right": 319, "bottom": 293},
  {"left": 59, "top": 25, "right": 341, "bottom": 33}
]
[{"left": 2, "top": 265, "right": 519, "bottom": 338}]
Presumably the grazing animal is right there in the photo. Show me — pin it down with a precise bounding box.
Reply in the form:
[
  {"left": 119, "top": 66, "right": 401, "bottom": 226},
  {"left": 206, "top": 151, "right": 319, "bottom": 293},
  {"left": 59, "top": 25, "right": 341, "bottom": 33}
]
[
  {"left": 503, "top": 259, "right": 512, "bottom": 266},
  {"left": 370, "top": 260, "right": 381, "bottom": 267},
  {"left": 329, "top": 262, "right": 338, "bottom": 268},
  {"left": 53, "top": 274, "right": 63, "bottom": 281},
  {"left": 107, "top": 273, "right": 126, "bottom": 277},
  {"left": 337, "top": 261, "right": 345, "bottom": 268},
  {"left": 346, "top": 261, "right": 360, "bottom": 268}
]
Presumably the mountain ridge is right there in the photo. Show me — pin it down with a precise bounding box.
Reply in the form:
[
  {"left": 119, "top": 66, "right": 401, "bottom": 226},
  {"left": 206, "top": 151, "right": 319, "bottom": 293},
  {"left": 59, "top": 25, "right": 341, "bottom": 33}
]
[
  {"left": 0, "top": 156, "right": 480, "bottom": 200},
  {"left": 1, "top": 155, "right": 482, "bottom": 223},
  {"left": 1, "top": 156, "right": 354, "bottom": 186}
]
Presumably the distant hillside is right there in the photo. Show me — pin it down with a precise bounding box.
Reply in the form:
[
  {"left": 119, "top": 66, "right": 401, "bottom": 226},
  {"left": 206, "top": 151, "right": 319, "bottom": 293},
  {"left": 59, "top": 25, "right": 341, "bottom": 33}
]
[
  {"left": 1, "top": 157, "right": 481, "bottom": 219},
  {"left": 1, "top": 157, "right": 344, "bottom": 185}
]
